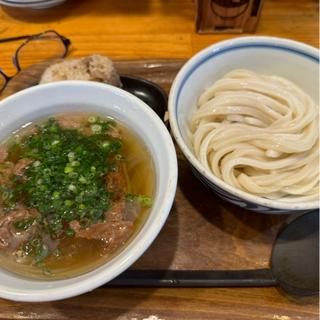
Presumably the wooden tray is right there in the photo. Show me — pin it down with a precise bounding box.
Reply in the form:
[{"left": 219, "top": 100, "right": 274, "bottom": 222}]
[{"left": 1, "top": 59, "right": 295, "bottom": 273}]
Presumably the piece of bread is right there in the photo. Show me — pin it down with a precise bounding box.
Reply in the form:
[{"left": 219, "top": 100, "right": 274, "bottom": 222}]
[{"left": 40, "top": 55, "right": 121, "bottom": 87}]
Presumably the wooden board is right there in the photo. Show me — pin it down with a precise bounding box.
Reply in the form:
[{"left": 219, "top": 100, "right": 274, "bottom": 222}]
[
  {"left": 1, "top": 59, "right": 297, "bottom": 273},
  {"left": 0, "top": 0, "right": 318, "bottom": 317}
]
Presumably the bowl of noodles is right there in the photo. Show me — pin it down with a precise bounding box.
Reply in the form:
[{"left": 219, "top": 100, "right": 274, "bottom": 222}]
[{"left": 168, "top": 36, "right": 319, "bottom": 213}]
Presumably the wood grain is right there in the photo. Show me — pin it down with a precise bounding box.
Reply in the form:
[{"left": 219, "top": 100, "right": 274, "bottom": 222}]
[
  {"left": 0, "top": 59, "right": 318, "bottom": 320},
  {"left": 0, "top": 1, "right": 319, "bottom": 319},
  {"left": 0, "top": 287, "right": 318, "bottom": 320},
  {"left": 0, "top": 0, "right": 318, "bottom": 75}
]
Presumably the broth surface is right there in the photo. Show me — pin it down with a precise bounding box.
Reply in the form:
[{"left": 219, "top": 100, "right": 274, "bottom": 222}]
[{"left": 0, "top": 112, "right": 154, "bottom": 279}]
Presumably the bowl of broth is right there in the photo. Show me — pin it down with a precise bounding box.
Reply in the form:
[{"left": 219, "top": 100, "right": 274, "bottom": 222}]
[{"left": 0, "top": 81, "right": 177, "bottom": 301}]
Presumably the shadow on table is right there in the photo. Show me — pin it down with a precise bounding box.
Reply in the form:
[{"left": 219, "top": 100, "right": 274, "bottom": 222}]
[
  {"left": 178, "top": 153, "right": 290, "bottom": 241},
  {"left": 174, "top": 151, "right": 294, "bottom": 271}
]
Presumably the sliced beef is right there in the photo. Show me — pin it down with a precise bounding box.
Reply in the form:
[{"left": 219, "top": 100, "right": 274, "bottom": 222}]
[
  {"left": 0, "top": 158, "right": 32, "bottom": 185},
  {"left": 107, "top": 126, "right": 121, "bottom": 139},
  {"left": 13, "top": 158, "right": 32, "bottom": 176},
  {"left": 70, "top": 199, "right": 137, "bottom": 253},
  {"left": 105, "top": 167, "right": 127, "bottom": 200},
  {"left": 0, "top": 208, "right": 39, "bottom": 250},
  {"left": 123, "top": 200, "right": 141, "bottom": 222},
  {"left": 0, "top": 147, "right": 8, "bottom": 163},
  {"left": 56, "top": 114, "right": 95, "bottom": 136},
  {"left": 104, "top": 199, "right": 141, "bottom": 222},
  {"left": 0, "top": 226, "right": 10, "bottom": 249},
  {"left": 0, "top": 162, "right": 14, "bottom": 185},
  {"left": 56, "top": 114, "right": 85, "bottom": 130},
  {"left": 105, "top": 201, "right": 126, "bottom": 221},
  {"left": 70, "top": 219, "right": 133, "bottom": 253}
]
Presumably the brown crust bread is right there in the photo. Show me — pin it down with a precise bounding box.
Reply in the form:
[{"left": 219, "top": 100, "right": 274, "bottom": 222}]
[{"left": 39, "top": 55, "right": 122, "bottom": 87}]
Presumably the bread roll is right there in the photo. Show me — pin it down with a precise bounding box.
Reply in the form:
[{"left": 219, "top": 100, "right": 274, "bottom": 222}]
[{"left": 40, "top": 55, "right": 121, "bottom": 87}]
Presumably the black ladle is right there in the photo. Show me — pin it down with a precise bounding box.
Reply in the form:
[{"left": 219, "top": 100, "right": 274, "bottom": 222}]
[
  {"left": 120, "top": 75, "right": 167, "bottom": 121},
  {"left": 108, "top": 211, "right": 319, "bottom": 297}
]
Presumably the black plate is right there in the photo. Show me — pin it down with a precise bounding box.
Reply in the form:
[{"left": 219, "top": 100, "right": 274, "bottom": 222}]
[{"left": 120, "top": 75, "right": 167, "bottom": 122}]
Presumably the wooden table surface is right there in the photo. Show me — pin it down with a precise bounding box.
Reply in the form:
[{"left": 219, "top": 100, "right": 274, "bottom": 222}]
[{"left": 0, "top": 1, "right": 319, "bottom": 319}]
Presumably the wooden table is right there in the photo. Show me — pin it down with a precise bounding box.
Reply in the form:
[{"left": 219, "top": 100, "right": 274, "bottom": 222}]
[{"left": 0, "top": 1, "right": 319, "bottom": 319}]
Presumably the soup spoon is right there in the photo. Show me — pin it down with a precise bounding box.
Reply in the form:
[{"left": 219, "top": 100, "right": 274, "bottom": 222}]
[{"left": 108, "top": 210, "right": 319, "bottom": 297}]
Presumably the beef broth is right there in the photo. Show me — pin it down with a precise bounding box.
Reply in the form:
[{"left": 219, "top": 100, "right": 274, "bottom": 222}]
[{"left": 0, "top": 112, "right": 154, "bottom": 279}]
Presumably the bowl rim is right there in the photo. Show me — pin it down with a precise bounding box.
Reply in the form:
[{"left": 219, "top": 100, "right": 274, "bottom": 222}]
[
  {"left": 0, "top": 81, "right": 178, "bottom": 301},
  {"left": 168, "top": 36, "right": 319, "bottom": 211}
]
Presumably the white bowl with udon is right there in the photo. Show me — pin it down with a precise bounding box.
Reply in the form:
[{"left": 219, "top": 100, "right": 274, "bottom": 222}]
[{"left": 169, "top": 36, "right": 319, "bottom": 213}]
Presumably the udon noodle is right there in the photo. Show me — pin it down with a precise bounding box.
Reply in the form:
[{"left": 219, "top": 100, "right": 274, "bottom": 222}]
[{"left": 190, "top": 69, "right": 319, "bottom": 202}]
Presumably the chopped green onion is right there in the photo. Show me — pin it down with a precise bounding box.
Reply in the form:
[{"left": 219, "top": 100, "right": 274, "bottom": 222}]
[
  {"left": 69, "top": 172, "right": 78, "bottom": 178},
  {"left": 33, "top": 160, "right": 41, "bottom": 167},
  {"left": 13, "top": 217, "right": 35, "bottom": 231},
  {"left": 101, "top": 141, "right": 111, "bottom": 149},
  {"left": 64, "top": 166, "right": 73, "bottom": 174},
  {"left": 51, "top": 140, "right": 60, "bottom": 146},
  {"left": 64, "top": 199, "right": 73, "bottom": 207},
  {"left": 66, "top": 228, "right": 75, "bottom": 237},
  {"left": 68, "top": 152, "right": 75, "bottom": 160},
  {"left": 68, "top": 184, "right": 77, "bottom": 192},
  {"left": 91, "top": 124, "right": 102, "bottom": 134},
  {"left": 6, "top": 117, "right": 125, "bottom": 267},
  {"left": 79, "top": 176, "right": 87, "bottom": 184},
  {"left": 71, "top": 160, "right": 80, "bottom": 167},
  {"left": 52, "top": 191, "right": 60, "bottom": 199},
  {"left": 88, "top": 116, "right": 97, "bottom": 124},
  {"left": 125, "top": 193, "right": 153, "bottom": 207}
]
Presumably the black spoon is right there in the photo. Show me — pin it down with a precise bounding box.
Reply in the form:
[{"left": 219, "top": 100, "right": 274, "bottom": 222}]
[
  {"left": 120, "top": 75, "right": 167, "bottom": 121},
  {"left": 107, "top": 210, "right": 319, "bottom": 297}
]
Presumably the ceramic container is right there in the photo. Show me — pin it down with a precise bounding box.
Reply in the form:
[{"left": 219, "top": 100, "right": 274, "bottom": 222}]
[
  {"left": 168, "top": 36, "right": 319, "bottom": 214},
  {"left": 0, "top": 81, "right": 178, "bottom": 301}
]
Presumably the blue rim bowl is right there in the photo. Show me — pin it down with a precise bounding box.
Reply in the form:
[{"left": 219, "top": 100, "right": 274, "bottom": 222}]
[{"left": 168, "top": 36, "right": 319, "bottom": 214}]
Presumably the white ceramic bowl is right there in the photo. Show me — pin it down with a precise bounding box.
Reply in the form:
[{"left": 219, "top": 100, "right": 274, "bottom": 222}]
[
  {"left": 0, "top": 81, "right": 177, "bottom": 301},
  {"left": 169, "top": 36, "right": 319, "bottom": 214},
  {"left": 0, "top": 0, "right": 66, "bottom": 9}
]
